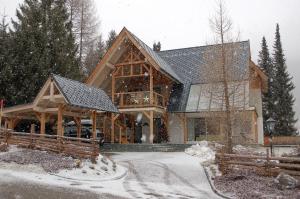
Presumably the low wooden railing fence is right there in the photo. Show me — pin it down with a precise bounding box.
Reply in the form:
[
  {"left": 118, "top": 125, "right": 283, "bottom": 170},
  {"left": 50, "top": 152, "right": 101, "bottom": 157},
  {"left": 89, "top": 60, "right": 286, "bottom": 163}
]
[
  {"left": 0, "top": 128, "right": 99, "bottom": 162},
  {"left": 216, "top": 149, "right": 300, "bottom": 176}
]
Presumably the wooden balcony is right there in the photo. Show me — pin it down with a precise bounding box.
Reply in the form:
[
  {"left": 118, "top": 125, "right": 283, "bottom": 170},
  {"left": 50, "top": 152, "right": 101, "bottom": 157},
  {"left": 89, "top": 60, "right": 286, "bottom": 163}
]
[{"left": 114, "top": 91, "right": 166, "bottom": 108}]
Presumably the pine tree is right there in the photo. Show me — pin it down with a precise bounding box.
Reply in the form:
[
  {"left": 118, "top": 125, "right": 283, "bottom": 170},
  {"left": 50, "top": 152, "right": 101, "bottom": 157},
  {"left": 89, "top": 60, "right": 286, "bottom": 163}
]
[
  {"left": 105, "top": 29, "right": 117, "bottom": 51},
  {"left": 272, "top": 24, "right": 297, "bottom": 135},
  {"left": 257, "top": 36, "right": 274, "bottom": 134},
  {"left": 153, "top": 41, "right": 161, "bottom": 51},
  {"left": 9, "top": 0, "right": 81, "bottom": 105},
  {"left": 0, "top": 15, "right": 14, "bottom": 106}
]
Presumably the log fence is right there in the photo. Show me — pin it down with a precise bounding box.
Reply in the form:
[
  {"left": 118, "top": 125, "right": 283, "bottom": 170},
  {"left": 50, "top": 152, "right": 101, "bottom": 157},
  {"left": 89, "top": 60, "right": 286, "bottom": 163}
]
[
  {"left": 0, "top": 128, "right": 99, "bottom": 162},
  {"left": 216, "top": 149, "right": 300, "bottom": 176}
]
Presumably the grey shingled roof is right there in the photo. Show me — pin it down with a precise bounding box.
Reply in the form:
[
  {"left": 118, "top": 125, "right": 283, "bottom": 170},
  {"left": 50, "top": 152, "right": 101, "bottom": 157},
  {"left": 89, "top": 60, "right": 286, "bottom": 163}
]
[
  {"left": 52, "top": 74, "right": 119, "bottom": 113},
  {"left": 157, "top": 41, "right": 250, "bottom": 112},
  {"left": 128, "top": 30, "right": 182, "bottom": 83}
]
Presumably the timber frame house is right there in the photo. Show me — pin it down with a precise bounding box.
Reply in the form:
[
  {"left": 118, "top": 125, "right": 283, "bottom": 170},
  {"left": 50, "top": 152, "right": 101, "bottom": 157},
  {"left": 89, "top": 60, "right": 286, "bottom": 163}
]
[
  {"left": 86, "top": 27, "right": 267, "bottom": 145},
  {"left": 2, "top": 27, "right": 267, "bottom": 145}
]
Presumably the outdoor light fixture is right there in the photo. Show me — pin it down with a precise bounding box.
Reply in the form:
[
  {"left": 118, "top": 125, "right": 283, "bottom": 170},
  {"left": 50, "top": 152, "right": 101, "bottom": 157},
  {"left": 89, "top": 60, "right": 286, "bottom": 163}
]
[{"left": 266, "top": 117, "right": 276, "bottom": 156}]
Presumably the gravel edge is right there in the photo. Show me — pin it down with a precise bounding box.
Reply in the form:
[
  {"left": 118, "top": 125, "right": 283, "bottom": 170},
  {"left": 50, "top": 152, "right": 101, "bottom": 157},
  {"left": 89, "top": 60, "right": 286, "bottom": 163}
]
[{"left": 202, "top": 165, "right": 232, "bottom": 199}]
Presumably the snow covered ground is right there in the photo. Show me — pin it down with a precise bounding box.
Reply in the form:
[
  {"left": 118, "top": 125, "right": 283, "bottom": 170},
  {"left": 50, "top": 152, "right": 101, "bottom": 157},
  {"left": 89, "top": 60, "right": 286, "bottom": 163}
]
[
  {"left": 0, "top": 146, "right": 221, "bottom": 198},
  {"left": 111, "top": 152, "right": 221, "bottom": 199}
]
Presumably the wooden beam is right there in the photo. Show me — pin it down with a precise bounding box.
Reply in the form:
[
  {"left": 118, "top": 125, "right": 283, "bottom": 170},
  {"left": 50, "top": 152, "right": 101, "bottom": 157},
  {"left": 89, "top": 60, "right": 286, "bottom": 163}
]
[
  {"left": 149, "top": 111, "right": 154, "bottom": 144},
  {"left": 115, "top": 60, "right": 145, "bottom": 67},
  {"left": 183, "top": 114, "right": 187, "bottom": 144},
  {"left": 111, "top": 114, "right": 115, "bottom": 143},
  {"left": 40, "top": 112, "right": 46, "bottom": 135},
  {"left": 150, "top": 66, "right": 154, "bottom": 105},
  {"left": 143, "top": 111, "right": 151, "bottom": 120},
  {"left": 91, "top": 111, "right": 97, "bottom": 139},
  {"left": 178, "top": 113, "right": 188, "bottom": 143},
  {"left": 119, "top": 126, "right": 122, "bottom": 144},
  {"left": 50, "top": 81, "right": 54, "bottom": 102},
  {"left": 57, "top": 104, "right": 63, "bottom": 136},
  {"left": 42, "top": 94, "right": 64, "bottom": 100}
]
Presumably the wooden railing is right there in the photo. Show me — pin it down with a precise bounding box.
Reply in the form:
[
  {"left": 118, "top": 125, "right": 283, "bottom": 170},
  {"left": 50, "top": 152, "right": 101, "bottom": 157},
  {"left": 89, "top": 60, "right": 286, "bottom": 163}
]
[
  {"left": 216, "top": 149, "right": 300, "bottom": 176},
  {"left": 114, "top": 91, "right": 166, "bottom": 108},
  {"left": 0, "top": 128, "right": 99, "bottom": 162}
]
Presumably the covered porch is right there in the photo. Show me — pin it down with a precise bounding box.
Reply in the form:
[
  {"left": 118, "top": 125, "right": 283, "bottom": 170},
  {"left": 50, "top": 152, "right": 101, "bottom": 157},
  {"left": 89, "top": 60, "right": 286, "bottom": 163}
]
[{"left": 1, "top": 74, "right": 118, "bottom": 160}]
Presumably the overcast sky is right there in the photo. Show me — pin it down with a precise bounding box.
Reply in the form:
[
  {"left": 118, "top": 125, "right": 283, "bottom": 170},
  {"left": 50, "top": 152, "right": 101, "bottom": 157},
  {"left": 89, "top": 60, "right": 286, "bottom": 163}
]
[{"left": 1, "top": 0, "right": 300, "bottom": 128}]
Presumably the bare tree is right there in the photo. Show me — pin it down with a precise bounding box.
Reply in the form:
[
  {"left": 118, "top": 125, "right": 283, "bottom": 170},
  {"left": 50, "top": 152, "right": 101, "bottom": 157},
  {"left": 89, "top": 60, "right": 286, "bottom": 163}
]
[
  {"left": 206, "top": 0, "right": 250, "bottom": 153},
  {"left": 66, "top": 0, "right": 100, "bottom": 66}
]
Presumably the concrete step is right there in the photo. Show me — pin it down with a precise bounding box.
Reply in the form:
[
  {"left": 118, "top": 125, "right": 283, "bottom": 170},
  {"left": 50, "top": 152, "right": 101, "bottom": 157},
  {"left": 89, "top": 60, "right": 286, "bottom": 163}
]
[{"left": 100, "top": 143, "right": 192, "bottom": 152}]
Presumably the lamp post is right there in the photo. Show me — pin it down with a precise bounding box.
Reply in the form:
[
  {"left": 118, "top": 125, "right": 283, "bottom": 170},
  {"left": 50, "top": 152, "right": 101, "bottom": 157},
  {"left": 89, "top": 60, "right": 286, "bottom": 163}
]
[{"left": 266, "top": 117, "right": 276, "bottom": 156}]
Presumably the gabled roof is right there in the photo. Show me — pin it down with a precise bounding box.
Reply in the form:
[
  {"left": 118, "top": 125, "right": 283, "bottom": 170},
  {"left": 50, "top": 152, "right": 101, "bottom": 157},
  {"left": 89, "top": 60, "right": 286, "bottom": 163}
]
[
  {"left": 52, "top": 74, "right": 118, "bottom": 113},
  {"left": 86, "top": 27, "right": 182, "bottom": 85},
  {"left": 127, "top": 29, "right": 182, "bottom": 82}
]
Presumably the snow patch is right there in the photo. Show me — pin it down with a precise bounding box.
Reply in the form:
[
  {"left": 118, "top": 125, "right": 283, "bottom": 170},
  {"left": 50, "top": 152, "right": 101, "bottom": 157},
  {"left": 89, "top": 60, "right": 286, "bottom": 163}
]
[{"left": 185, "top": 141, "right": 215, "bottom": 162}]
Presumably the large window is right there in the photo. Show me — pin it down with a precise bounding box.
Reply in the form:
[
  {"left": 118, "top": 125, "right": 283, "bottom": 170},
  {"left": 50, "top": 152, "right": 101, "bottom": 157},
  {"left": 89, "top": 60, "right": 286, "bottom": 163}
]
[{"left": 186, "top": 81, "right": 249, "bottom": 112}]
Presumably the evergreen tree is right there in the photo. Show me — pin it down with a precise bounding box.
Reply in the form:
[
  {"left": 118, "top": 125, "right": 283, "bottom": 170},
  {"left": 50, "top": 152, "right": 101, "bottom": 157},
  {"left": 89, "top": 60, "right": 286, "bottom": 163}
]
[
  {"left": 105, "top": 29, "right": 116, "bottom": 51},
  {"left": 10, "top": 0, "right": 81, "bottom": 105},
  {"left": 272, "top": 24, "right": 297, "bottom": 135},
  {"left": 257, "top": 36, "right": 274, "bottom": 134},
  {"left": 0, "top": 15, "right": 14, "bottom": 106},
  {"left": 153, "top": 41, "right": 161, "bottom": 51}
]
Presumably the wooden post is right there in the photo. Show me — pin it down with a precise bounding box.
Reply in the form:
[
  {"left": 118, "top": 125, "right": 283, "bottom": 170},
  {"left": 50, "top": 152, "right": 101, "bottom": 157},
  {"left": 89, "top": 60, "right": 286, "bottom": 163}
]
[
  {"left": 112, "top": 71, "right": 115, "bottom": 104},
  {"left": 183, "top": 114, "right": 188, "bottom": 144},
  {"left": 119, "top": 126, "right": 122, "bottom": 144},
  {"left": 149, "top": 111, "right": 154, "bottom": 144},
  {"left": 92, "top": 111, "right": 97, "bottom": 139},
  {"left": 30, "top": 123, "right": 35, "bottom": 148},
  {"left": 150, "top": 66, "right": 153, "bottom": 105},
  {"left": 8, "top": 119, "right": 13, "bottom": 130},
  {"left": 111, "top": 114, "right": 115, "bottom": 143},
  {"left": 40, "top": 113, "right": 46, "bottom": 135},
  {"left": 131, "top": 117, "right": 135, "bottom": 143},
  {"left": 57, "top": 104, "right": 63, "bottom": 136}
]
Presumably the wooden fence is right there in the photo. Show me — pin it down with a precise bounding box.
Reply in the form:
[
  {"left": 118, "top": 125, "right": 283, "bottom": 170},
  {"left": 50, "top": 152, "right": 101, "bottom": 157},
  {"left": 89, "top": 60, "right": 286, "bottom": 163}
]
[
  {"left": 264, "top": 136, "right": 300, "bottom": 145},
  {"left": 216, "top": 149, "right": 300, "bottom": 176},
  {"left": 0, "top": 128, "right": 99, "bottom": 162}
]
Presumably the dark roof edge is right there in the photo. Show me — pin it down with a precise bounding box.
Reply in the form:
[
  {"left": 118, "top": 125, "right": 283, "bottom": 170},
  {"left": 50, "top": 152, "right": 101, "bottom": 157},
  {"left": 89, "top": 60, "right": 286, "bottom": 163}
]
[{"left": 159, "top": 40, "right": 250, "bottom": 53}]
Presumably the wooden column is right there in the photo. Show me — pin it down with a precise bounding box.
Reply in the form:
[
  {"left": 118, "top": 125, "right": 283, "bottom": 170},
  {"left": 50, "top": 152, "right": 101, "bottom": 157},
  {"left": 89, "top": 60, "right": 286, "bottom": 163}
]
[
  {"left": 131, "top": 117, "right": 135, "bottom": 143},
  {"left": 91, "top": 111, "right": 97, "bottom": 139},
  {"left": 30, "top": 123, "right": 35, "bottom": 134},
  {"left": 112, "top": 71, "right": 115, "bottom": 104},
  {"left": 40, "top": 113, "right": 46, "bottom": 135},
  {"left": 8, "top": 119, "right": 13, "bottom": 129},
  {"left": 111, "top": 114, "right": 115, "bottom": 143},
  {"left": 150, "top": 66, "right": 154, "bottom": 105},
  {"left": 119, "top": 126, "right": 122, "bottom": 144},
  {"left": 149, "top": 111, "right": 154, "bottom": 144},
  {"left": 183, "top": 114, "right": 187, "bottom": 144},
  {"left": 57, "top": 104, "right": 63, "bottom": 136}
]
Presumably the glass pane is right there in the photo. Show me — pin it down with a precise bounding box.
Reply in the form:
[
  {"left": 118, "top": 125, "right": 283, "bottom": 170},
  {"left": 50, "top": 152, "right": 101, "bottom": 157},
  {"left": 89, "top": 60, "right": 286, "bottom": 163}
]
[
  {"left": 186, "top": 85, "right": 201, "bottom": 111},
  {"left": 198, "top": 84, "right": 211, "bottom": 111}
]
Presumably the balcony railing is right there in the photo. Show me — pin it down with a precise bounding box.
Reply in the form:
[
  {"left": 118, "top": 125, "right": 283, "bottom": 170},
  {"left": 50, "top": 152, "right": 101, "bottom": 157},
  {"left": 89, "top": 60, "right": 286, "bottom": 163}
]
[{"left": 114, "top": 91, "right": 166, "bottom": 108}]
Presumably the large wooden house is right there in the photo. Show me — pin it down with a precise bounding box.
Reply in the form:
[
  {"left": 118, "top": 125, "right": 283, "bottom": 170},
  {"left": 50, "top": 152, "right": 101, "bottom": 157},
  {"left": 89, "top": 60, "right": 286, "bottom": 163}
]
[{"left": 86, "top": 27, "right": 267, "bottom": 145}]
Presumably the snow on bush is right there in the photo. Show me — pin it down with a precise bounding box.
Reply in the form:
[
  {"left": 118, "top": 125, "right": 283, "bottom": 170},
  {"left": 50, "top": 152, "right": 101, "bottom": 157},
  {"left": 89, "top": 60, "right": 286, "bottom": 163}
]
[{"left": 185, "top": 141, "right": 215, "bottom": 162}]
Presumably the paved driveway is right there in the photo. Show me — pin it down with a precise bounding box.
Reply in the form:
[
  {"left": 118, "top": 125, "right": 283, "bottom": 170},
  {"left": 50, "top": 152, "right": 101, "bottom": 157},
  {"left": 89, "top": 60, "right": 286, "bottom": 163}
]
[{"left": 109, "top": 152, "right": 220, "bottom": 199}]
